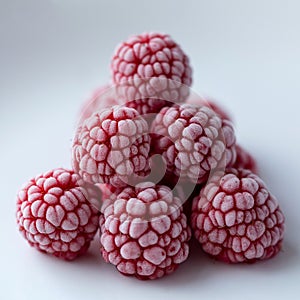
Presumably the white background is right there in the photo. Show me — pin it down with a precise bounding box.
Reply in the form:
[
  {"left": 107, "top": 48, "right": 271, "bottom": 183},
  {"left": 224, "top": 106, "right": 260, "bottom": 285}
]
[{"left": 1, "top": 0, "right": 300, "bottom": 299}]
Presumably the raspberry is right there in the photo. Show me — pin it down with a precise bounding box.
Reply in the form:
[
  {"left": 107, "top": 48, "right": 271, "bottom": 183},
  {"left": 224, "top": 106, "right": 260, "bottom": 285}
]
[
  {"left": 191, "top": 168, "right": 285, "bottom": 263},
  {"left": 72, "top": 105, "right": 151, "bottom": 187},
  {"left": 186, "top": 93, "right": 232, "bottom": 121},
  {"left": 16, "top": 168, "right": 100, "bottom": 260},
  {"left": 78, "top": 84, "right": 118, "bottom": 125},
  {"left": 232, "top": 144, "right": 258, "bottom": 173},
  {"left": 111, "top": 32, "right": 192, "bottom": 114},
  {"left": 100, "top": 182, "right": 191, "bottom": 280},
  {"left": 151, "top": 104, "right": 237, "bottom": 184}
]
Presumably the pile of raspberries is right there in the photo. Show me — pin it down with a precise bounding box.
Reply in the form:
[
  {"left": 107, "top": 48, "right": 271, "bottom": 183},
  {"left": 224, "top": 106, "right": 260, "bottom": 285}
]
[{"left": 16, "top": 32, "right": 285, "bottom": 280}]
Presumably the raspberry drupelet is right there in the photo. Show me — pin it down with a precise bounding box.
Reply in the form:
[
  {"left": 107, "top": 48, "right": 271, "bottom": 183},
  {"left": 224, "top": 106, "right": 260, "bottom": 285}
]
[
  {"left": 111, "top": 32, "right": 192, "bottom": 115},
  {"left": 151, "top": 104, "right": 236, "bottom": 184},
  {"left": 16, "top": 168, "right": 100, "bottom": 260},
  {"left": 100, "top": 182, "right": 191, "bottom": 280},
  {"left": 72, "top": 105, "right": 151, "bottom": 187},
  {"left": 191, "top": 168, "right": 285, "bottom": 263}
]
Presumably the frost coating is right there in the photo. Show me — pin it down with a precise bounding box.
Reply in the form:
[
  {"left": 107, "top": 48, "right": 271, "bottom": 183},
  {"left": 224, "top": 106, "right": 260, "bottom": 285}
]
[
  {"left": 72, "top": 105, "right": 151, "bottom": 187},
  {"left": 111, "top": 32, "right": 192, "bottom": 114},
  {"left": 100, "top": 183, "right": 191, "bottom": 280},
  {"left": 191, "top": 168, "right": 285, "bottom": 263},
  {"left": 16, "top": 168, "right": 100, "bottom": 260},
  {"left": 151, "top": 104, "right": 237, "bottom": 184}
]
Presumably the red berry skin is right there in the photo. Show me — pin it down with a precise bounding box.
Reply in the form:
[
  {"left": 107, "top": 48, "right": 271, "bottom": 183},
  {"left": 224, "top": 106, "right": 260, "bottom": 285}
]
[
  {"left": 72, "top": 105, "right": 151, "bottom": 188},
  {"left": 191, "top": 168, "right": 285, "bottom": 263},
  {"left": 111, "top": 32, "right": 192, "bottom": 114},
  {"left": 232, "top": 144, "right": 258, "bottom": 174},
  {"left": 100, "top": 182, "right": 191, "bottom": 280},
  {"left": 151, "top": 104, "right": 237, "bottom": 184},
  {"left": 78, "top": 84, "right": 118, "bottom": 126},
  {"left": 16, "top": 168, "right": 100, "bottom": 260}
]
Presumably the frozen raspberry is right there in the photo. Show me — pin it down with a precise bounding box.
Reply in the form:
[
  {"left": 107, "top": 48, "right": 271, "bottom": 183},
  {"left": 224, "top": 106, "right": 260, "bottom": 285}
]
[
  {"left": 191, "top": 168, "right": 285, "bottom": 263},
  {"left": 72, "top": 105, "right": 151, "bottom": 187},
  {"left": 78, "top": 84, "right": 118, "bottom": 125},
  {"left": 186, "top": 93, "right": 232, "bottom": 121},
  {"left": 111, "top": 32, "right": 192, "bottom": 114},
  {"left": 16, "top": 168, "right": 100, "bottom": 260},
  {"left": 232, "top": 144, "right": 258, "bottom": 173},
  {"left": 100, "top": 182, "right": 191, "bottom": 280},
  {"left": 151, "top": 104, "right": 237, "bottom": 184}
]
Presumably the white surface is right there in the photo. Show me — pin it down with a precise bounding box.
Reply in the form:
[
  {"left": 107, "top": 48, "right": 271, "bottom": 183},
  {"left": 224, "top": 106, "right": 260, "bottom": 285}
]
[{"left": 1, "top": 0, "right": 300, "bottom": 299}]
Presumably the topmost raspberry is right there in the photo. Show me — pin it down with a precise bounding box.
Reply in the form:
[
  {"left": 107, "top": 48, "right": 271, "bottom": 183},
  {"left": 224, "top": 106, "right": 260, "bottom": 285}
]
[{"left": 111, "top": 32, "right": 192, "bottom": 114}]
